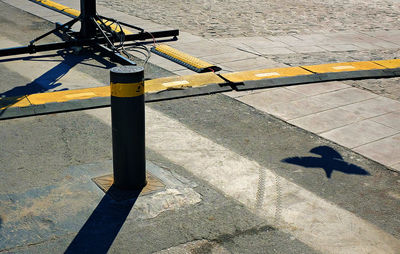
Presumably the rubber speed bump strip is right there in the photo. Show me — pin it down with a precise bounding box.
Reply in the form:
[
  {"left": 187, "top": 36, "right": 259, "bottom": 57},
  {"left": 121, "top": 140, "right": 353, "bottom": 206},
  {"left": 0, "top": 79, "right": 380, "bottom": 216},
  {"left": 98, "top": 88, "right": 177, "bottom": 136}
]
[
  {"left": 0, "top": 73, "right": 230, "bottom": 120},
  {"left": 30, "top": 0, "right": 80, "bottom": 18},
  {"left": 300, "top": 61, "right": 399, "bottom": 85},
  {"left": 301, "top": 61, "right": 385, "bottom": 73},
  {"left": 30, "top": 0, "right": 133, "bottom": 35},
  {"left": 151, "top": 44, "right": 221, "bottom": 73},
  {"left": 145, "top": 72, "right": 230, "bottom": 101},
  {"left": 222, "top": 60, "right": 400, "bottom": 91},
  {"left": 221, "top": 67, "right": 313, "bottom": 83},
  {"left": 221, "top": 66, "right": 321, "bottom": 91},
  {"left": 145, "top": 72, "right": 225, "bottom": 93},
  {"left": 2, "top": 59, "right": 400, "bottom": 120}
]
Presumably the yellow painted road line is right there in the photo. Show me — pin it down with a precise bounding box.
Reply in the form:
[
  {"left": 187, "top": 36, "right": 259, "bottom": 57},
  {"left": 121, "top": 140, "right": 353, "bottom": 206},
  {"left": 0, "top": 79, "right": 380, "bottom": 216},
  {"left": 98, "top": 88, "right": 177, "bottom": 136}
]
[
  {"left": 373, "top": 59, "right": 400, "bottom": 69},
  {"left": 221, "top": 67, "right": 313, "bottom": 83},
  {"left": 26, "top": 86, "right": 109, "bottom": 106},
  {"left": 32, "top": 0, "right": 80, "bottom": 17},
  {"left": 1, "top": 73, "right": 226, "bottom": 109},
  {"left": 65, "top": 92, "right": 96, "bottom": 98},
  {"left": 302, "top": 61, "right": 385, "bottom": 73},
  {"left": 31, "top": 0, "right": 133, "bottom": 34},
  {"left": 145, "top": 73, "right": 226, "bottom": 93},
  {"left": 2, "top": 59, "right": 400, "bottom": 111},
  {"left": 0, "top": 97, "right": 31, "bottom": 110}
]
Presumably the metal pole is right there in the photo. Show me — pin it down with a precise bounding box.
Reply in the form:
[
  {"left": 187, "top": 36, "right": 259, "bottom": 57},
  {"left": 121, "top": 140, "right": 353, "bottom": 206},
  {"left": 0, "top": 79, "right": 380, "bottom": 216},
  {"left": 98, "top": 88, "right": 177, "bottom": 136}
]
[
  {"left": 80, "top": 0, "right": 97, "bottom": 38},
  {"left": 110, "top": 66, "right": 146, "bottom": 190}
]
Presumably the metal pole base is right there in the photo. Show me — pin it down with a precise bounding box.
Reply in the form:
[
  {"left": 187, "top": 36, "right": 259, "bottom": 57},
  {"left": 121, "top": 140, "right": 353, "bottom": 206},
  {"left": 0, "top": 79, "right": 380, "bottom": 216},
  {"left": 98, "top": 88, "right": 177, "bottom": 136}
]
[{"left": 0, "top": 0, "right": 179, "bottom": 66}]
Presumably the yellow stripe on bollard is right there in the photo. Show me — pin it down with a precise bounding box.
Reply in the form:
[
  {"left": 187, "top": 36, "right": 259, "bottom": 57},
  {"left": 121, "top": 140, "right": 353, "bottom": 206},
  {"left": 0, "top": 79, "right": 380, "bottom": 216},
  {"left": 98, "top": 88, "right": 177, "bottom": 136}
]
[{"left": 111, "top": 82, "right": 144, "bottom": 98}]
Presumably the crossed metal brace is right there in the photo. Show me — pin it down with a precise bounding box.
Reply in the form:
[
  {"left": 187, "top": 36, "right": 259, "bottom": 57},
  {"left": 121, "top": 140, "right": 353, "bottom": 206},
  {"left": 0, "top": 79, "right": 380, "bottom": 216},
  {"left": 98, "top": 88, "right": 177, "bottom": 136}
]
[{"left": 0, "top": 0, "right": 179, "bottom": 66}]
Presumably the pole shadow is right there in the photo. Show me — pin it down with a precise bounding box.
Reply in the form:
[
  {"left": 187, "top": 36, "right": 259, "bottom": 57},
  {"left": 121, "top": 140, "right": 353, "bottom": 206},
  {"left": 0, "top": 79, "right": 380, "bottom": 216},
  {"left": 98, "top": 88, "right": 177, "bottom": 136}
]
[
  {"left": 0, "top": 49, "right": 114, "bottom": 98},
  {"left": 65, "top": 186, "right": 140, "bottom": 254},
  {"left": 0, "top": 51, "right": 79, "bottom": 117},
  {"left": 0, "top": 49, "right": 116, "bottom": 117},
  {"left": 282, "top": 146, "right": 370, "bottom": 178}
]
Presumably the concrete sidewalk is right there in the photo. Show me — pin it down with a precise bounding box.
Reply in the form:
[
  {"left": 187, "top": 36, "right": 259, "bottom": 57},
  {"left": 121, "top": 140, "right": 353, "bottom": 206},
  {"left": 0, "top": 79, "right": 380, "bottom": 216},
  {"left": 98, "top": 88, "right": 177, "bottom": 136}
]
[{"left": 1, "top": 1, "right": 400, "bottom": 253}]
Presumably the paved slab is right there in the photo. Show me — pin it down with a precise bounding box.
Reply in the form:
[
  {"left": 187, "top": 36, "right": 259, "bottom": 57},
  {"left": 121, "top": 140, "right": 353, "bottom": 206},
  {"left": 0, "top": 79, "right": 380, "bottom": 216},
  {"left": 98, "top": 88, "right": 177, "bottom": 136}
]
[{"left": 233, "top": 83, "right": 400, "bottom": 170}]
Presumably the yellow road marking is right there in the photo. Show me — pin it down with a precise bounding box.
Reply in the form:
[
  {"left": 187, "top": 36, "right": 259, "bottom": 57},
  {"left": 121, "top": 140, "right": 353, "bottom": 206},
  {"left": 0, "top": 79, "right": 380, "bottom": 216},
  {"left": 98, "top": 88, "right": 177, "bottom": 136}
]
[
  {"left": 373, "top": 59, "right": 400, "bottom": 69},
  {"left": 145, "top": 73, "right": 225, "bottom": 93},
  {"left": 0, "top": 97, "right": 31, "bottom": 110},
  {"left": 221, "top": 67, "right": 312, "bottom": 83},
  {"left": 162, "top": 80, "right": 190, "bottom": 88},
  {"left": 65, "top": 92, "right": 96, "bottom": 98},
  {"left": 2, "top": 59, "right": 400, "bottom": 111},
  {"left": 302, "top": 61, "right": 384, "bottom": 73},
  {"left": 1, "top": 73, "right": 225, "bottom": 109},
  {"left": 32, "top": 0, "right": 132, "bottom": 34},
  {"left": 27, "top": 86, "right": 109, "bottom": 105},
  {"left": 332, "top": 65, "right": 356, "bottom": 70},
  {"left": 255, "top": 72, "right": 281, "bottom": 77},
  {"left": 33, "top": 0, "right": 80, "bottom": 17}
]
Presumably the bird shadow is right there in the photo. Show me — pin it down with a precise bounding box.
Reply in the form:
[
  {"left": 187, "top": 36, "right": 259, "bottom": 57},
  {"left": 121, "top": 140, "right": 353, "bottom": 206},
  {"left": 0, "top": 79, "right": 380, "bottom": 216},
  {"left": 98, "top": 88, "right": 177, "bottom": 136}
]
[{"left": 282, "top": 146, "right": 370, "bottom": 178}]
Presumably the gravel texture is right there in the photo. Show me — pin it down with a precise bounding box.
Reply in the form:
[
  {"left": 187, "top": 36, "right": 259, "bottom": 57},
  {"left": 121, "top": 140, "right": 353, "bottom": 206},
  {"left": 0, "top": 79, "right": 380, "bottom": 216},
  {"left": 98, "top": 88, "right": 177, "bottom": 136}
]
[{"left": 99, "top": 0, "right": 400, "bottom": 37}]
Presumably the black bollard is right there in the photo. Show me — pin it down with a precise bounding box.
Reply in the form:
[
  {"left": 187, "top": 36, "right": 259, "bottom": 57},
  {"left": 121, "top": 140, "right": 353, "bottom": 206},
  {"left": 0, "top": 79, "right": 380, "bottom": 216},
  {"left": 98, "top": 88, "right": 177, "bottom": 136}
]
[{"left": 110, "top": 66, "right": 146, "bottom": 190}]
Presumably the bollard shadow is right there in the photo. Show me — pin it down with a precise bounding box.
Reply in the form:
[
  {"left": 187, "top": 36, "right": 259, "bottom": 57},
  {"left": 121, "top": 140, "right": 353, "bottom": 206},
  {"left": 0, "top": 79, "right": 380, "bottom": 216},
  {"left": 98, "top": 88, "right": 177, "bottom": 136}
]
[
  {"left": 282, "top": 146, "right": 370, "bottom": 178},
  {"left": 65, "top": 186, "right": 140, "bottom": 254}
]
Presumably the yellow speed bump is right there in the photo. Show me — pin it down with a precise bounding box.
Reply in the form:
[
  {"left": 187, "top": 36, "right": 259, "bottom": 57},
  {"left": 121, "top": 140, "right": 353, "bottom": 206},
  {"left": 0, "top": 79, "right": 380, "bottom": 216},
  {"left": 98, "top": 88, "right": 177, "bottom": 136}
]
[
  {"left": 151, "top": 44, "right": 220, "bottom": 72},
  {"left": 302, "top": 61, "right": 384, "bottom": 73},
  {"left": 31, "top": 0, "right": 132, "bottom": 34},
  {"left": 0, "top": 97, "right": 31, "bottom": 110},
  {"left": 102, "top": 20, "right": 133, "bottom": 35},
  {"left": 373, "top": 59, "right": 400, "bottom": 69},
  {"left": 145, "top": 73, "right": 226, "bottom": 93},
  {"left": 27, "top": 86, "right": 109, "bottom": 105},
  {"left": 221, "top": 67, "right": 313, "bottom": 83},
  {"left": 2, "top": 73, "right": 225, "bottom": 109},
  {"left": 32, "top": 0, "right": 81, "bottom": 17}
]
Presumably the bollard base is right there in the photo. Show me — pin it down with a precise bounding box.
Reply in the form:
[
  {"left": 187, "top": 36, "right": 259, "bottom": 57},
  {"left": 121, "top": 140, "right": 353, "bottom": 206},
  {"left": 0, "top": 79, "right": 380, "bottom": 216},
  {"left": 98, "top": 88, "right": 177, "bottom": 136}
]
[{"left": 92, "top": 173, "right": 165, "bottom": 201}]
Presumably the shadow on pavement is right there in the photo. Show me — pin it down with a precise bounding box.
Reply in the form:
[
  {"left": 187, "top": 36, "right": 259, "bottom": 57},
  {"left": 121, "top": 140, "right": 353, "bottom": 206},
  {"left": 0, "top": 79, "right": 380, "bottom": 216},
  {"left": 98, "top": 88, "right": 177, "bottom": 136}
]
[
  {"left": 65, "top": 186, "right": 140, "bottom": 254},
  {"left": 282, "top": 146, "right": 370, "bottom": 178},
  {"left": 0, "top": 49, "right": 116, "bottom": 117},
  {"left": 0, "top": 49, "right": 113, "bottom": 98}
]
